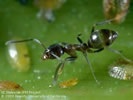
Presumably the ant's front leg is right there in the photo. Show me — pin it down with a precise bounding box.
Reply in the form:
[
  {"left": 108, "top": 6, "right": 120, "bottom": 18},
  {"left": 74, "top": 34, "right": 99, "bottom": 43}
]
[{"left": 52, "top": 53, "right": 77, "bottom": 86}]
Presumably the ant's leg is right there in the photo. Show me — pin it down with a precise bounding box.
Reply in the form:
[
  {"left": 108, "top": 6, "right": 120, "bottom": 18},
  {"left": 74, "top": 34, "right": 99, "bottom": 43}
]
[
  {"left": 107, "top": 48, "right": 131, "bottom": 62},
  {"left": 77, "top": 34, "right": 83, "bottom": 44},
  {"left": 51, "top": 52, "right": 62, "bottom": 62},
  {"left": 95, "top": 19, "right": 114, "bottom": 26},
  {"left": 93, "top": 48, "right": 104, "bottom": 53},
  {"left": 5, "top": 38, "right": 46, "bottom": 49},
  {"left": 51, "top": 52, "right": 63, "bottom": 85},
  {"left": 59, "top": 56, "right": 77, "bottom": 74},
  {"left": 87, "top": 48, "right": 104, "bottom": 53},
  {"left": 91, "top": 19, "right": 115, "bottom": 33},
  {"left": 53, "top": 62, "right": 63, "bottom": 86},
  {"left": 83, "top": 51, "right": 100, "bottom": 84},
  {"left": 53, "top": 56, "right": 77, "bottom": 86}
]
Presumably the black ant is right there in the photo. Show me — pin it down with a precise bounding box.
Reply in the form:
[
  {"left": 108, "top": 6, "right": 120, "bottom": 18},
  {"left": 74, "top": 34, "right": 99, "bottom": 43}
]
[{"left": 5, "top": 19, "right": 130, "bottom": 86}]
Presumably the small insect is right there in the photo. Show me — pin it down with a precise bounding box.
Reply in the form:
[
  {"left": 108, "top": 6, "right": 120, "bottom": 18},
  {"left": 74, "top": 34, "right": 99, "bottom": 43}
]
[
  {"left": 5, "top": 19, "right": 130, "bottom": 86},
  {"left": 0, "top": 81, "right": 23, "bottom": 90},
  {"left": 7, "top": 38, "right": 31, "bottom": 72},
  {"left": 59, "top": 78, "right": 78, "bottom": 88},
  {"left": 103, "top": 0, "right": 130, "bottom": 24},
  {"left": 34, "top": 0, "right": 66, "bottom": 22},
  {"left": 109, "top": 59, "right": 133, "bottom": 80}
]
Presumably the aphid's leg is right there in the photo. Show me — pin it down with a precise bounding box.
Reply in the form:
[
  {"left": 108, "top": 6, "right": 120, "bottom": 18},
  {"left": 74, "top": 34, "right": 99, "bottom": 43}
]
[
  {"left": 82, "top": 51, "right": 100, "bottom": 84},
  {"left": 5, "top": 38, "right": 46, "bottom": 49},
  {"left": 53, "top": 56, "right": 77, "bottom": 86},
  {"left": 107, "top": 48, "right": 132, "bottom": 62}
]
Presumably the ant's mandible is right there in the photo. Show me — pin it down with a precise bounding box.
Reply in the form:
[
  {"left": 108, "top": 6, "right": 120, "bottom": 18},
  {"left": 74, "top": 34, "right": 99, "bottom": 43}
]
[{"left": 5, "top": 19, "right": 130, "bottom": 86}]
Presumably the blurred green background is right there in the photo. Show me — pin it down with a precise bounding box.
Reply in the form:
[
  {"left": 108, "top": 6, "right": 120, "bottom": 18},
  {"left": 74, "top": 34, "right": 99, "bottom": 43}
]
[{"left": 0, "top": 0, "right": 133, "bottom": 100}]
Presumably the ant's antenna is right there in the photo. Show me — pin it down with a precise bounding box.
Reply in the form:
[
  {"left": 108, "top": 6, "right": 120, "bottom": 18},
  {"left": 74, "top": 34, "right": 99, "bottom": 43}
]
[{"left": 5, "top": 38, "right": 46, "bottom": 49}]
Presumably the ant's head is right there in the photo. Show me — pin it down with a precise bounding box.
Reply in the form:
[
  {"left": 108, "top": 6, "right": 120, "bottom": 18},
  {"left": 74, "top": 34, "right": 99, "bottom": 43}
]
[
  {"left": 42, "top": 49, "right": 53, "bottom": 60},
  {"left": 41, "top": 44, "right": 64, "bottom": 60}
]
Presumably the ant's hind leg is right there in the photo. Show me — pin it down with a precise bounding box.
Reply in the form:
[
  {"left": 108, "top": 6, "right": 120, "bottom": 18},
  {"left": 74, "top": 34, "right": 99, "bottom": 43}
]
[
  {"left": 95, "top": 19, "right": 114, "bottom": 26},
  {"left": 53, "top": 56, "right": 77, "bottom": 86},
  {"left": 5, "top": 38, "right": 46, "bottom": 49},
  {"left": 83, "top": 51, "right": 100, "bottom": 84},
  {"left": 91, "top": 19, "right": 115, "bottom": 33},
  {"left": 107, "top": 48, "right": 132, "bottom": 62}
]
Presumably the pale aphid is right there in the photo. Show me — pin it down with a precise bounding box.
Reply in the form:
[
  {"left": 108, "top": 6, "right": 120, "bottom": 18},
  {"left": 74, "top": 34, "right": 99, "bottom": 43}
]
[
  {"left": 34, "top": 0, "right": 66, "bottom": 22},
  {"left": 103, "top": 0, "right": 130, "bottom": 24},
  {"left": 0, "top": 81, "right": 23, "bottom": 90},
  {"left": 109, "top": 59, "right": 133, "bottom": 80},
  {"left": 6, "top": 38, "right": 31, "bottom": 72},
  {"left": 59, "top": 78, "right": 78, "bottom": 88}
]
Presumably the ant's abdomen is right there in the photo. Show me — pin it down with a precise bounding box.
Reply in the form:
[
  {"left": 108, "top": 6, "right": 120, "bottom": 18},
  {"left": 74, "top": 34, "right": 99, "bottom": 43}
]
[
  {"left": 90, "top": 29, "right": 118, "bottom": 48},
  {"left": 90, "top": 31, "right": 104, "bottom": 48},
  {"left": 100, "top": 29, "right": 118, "bottom": 46}
]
